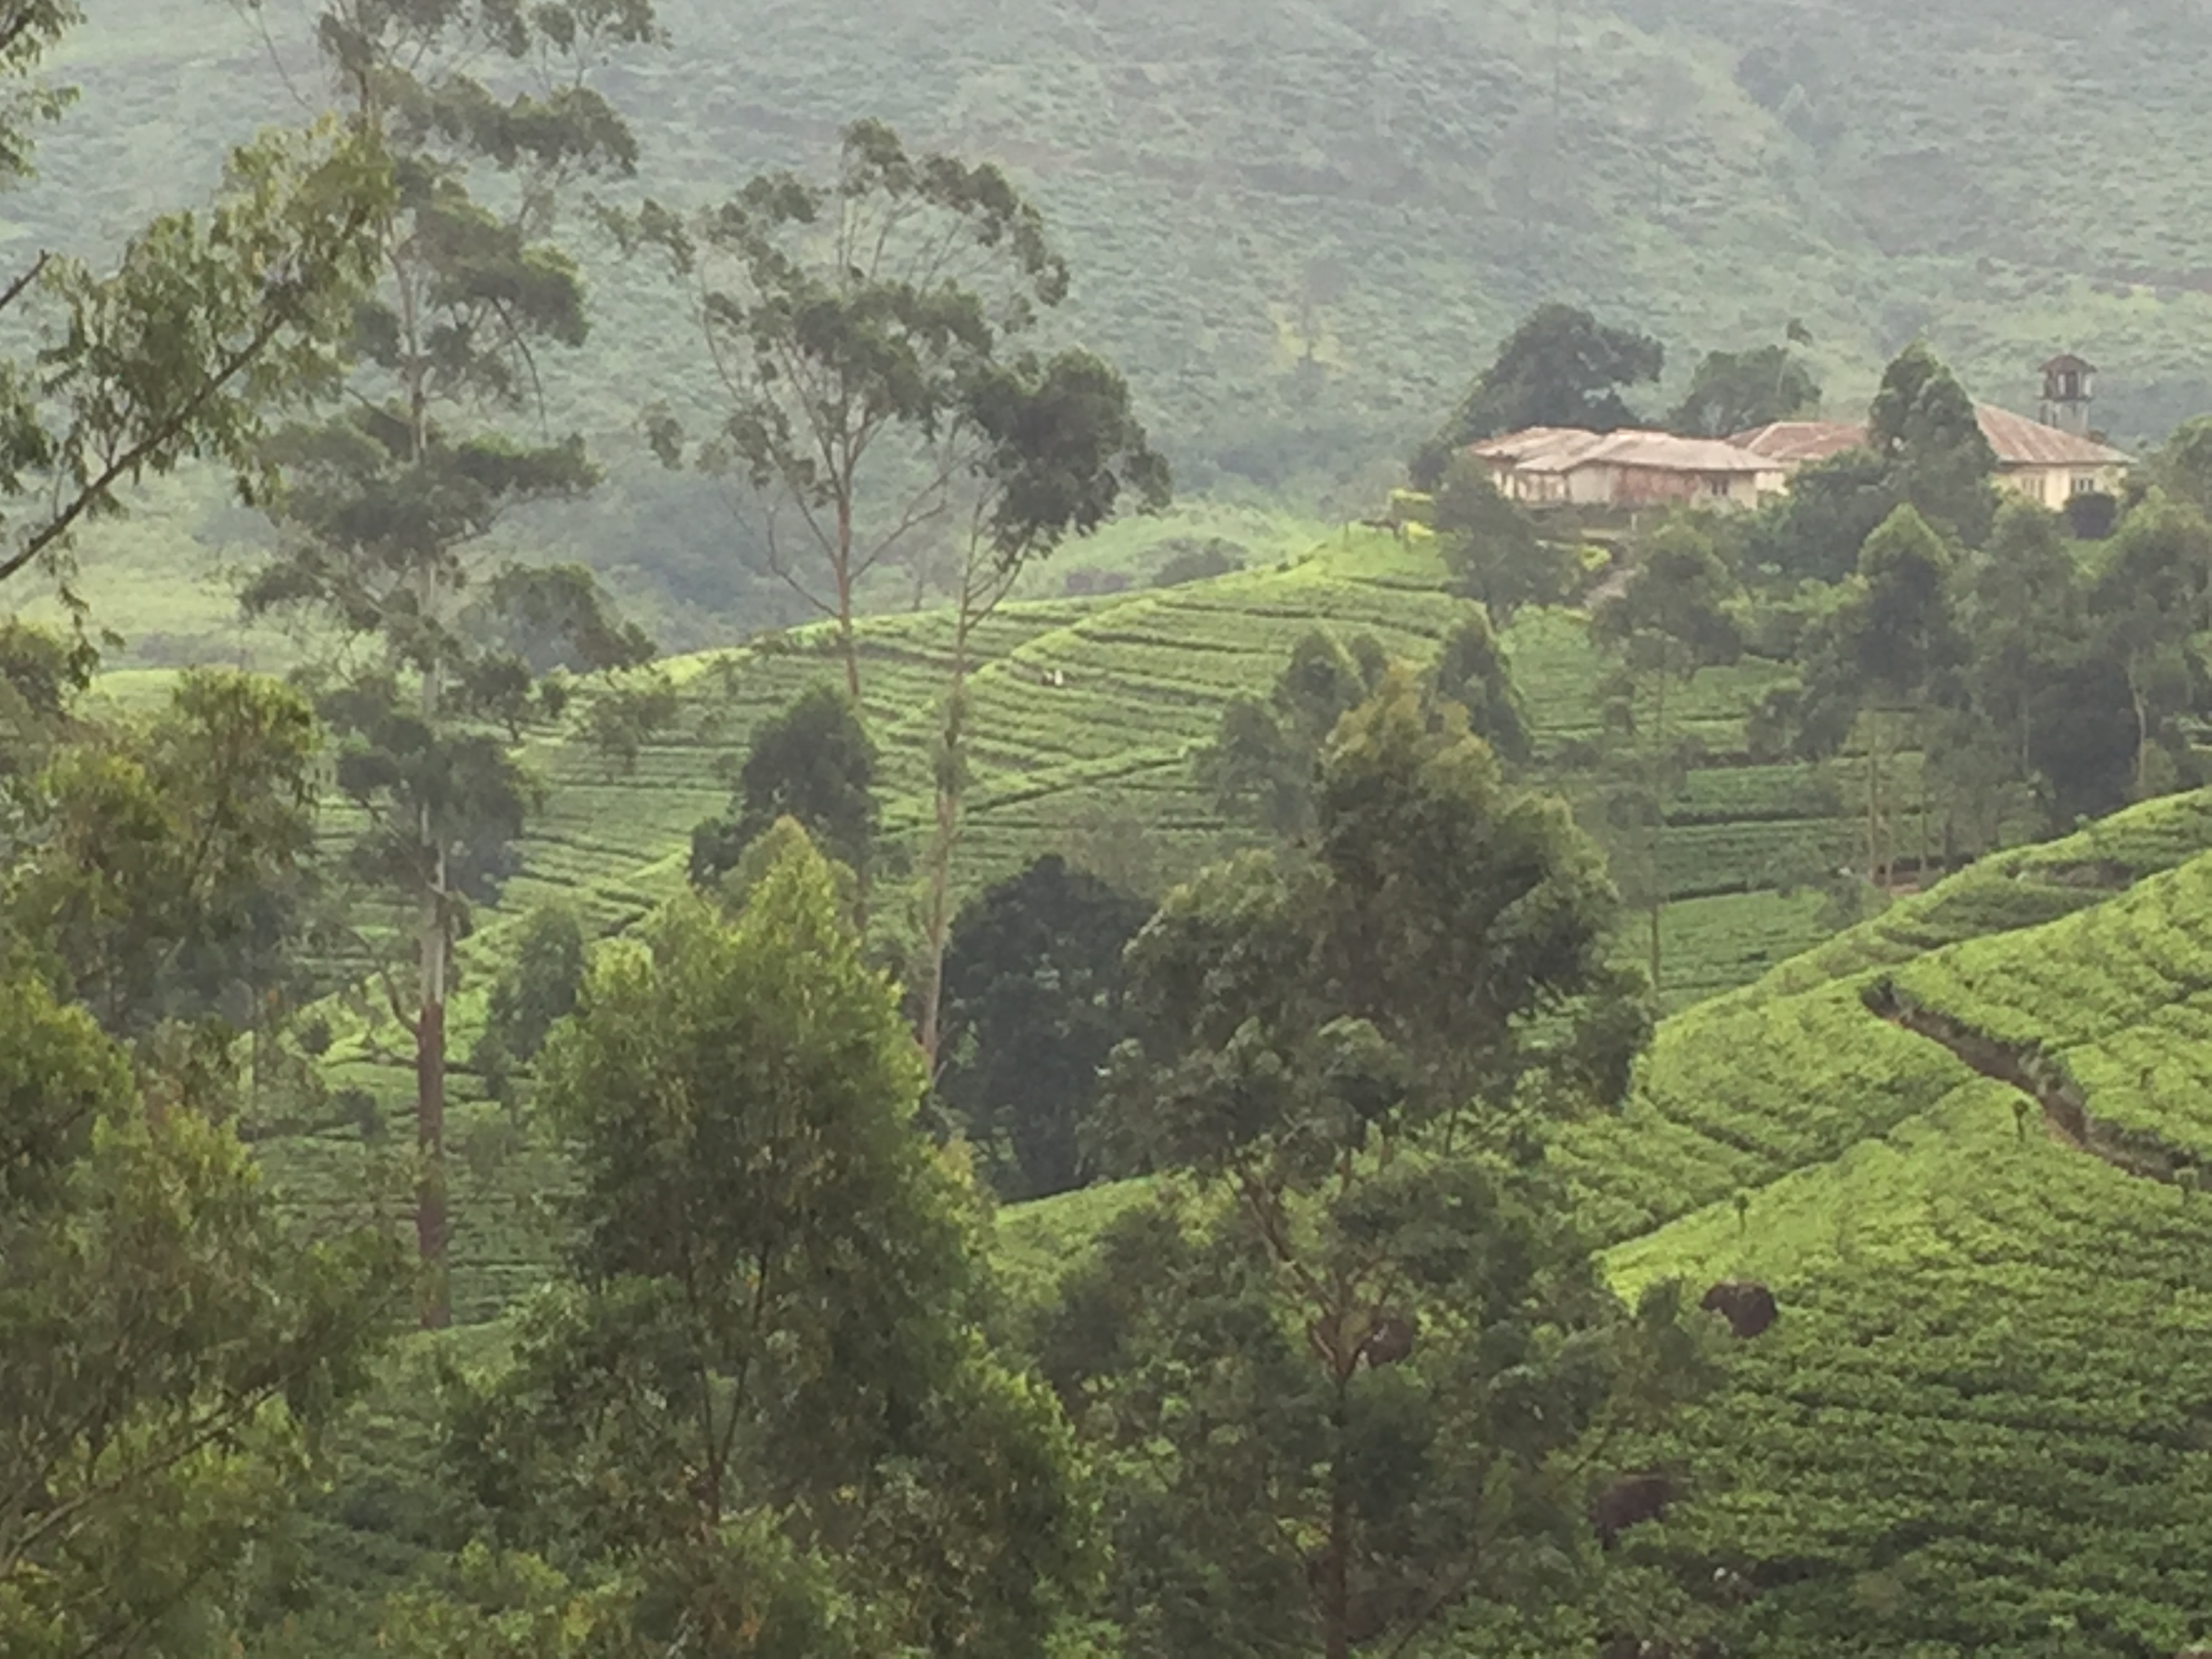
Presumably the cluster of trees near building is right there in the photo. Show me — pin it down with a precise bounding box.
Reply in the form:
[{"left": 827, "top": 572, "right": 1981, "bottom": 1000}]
[
  {"left": 7, "top": 3, "right": 2212, "bottom": 1654},
  {"left": 1387, "top": 303, "right": 2212, "bottom": 985}
]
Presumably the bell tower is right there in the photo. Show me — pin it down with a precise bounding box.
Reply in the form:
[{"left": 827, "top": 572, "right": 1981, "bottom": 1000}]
[{"left": 2039, "top": 353, "right": 2097, "bottom": 435}]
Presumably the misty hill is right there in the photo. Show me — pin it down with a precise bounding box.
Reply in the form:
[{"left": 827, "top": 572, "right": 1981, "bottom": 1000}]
[{"left": 20, "top": 0, "right": 2212, "bottom": 634}]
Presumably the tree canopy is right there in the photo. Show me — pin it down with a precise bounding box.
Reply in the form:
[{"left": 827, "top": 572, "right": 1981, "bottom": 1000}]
[{"left": 1414, "top": 304, "right": 1664, "bottom": 486}]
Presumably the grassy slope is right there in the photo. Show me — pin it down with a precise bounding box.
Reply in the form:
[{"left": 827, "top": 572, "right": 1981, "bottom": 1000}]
[
  {"left": 998, "top": 786, "right": 2212, "bottom": 1653},
  {"left": 1588, "top": 794, "right": 2212, "bottom": 1654},
  {"left": 229, "top": 523, "right": 1875, "bottom": 1321}
]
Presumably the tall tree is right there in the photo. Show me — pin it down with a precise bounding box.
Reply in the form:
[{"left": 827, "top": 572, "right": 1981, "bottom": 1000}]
[
  {"left": 445, "top": 837, "right": 1097, "bottom": 1654},
  {"left": 241, "top": 0, "right": 661, "bottom": 1326},
  {"left": 1069, "top": 668, "right": 1683, "bottom": 1658},
  {"left": 937, "top": 855, "right": 1151, "bottom": 1201},
  {"left": 1805, "top": 504, "right": 1968, "bottom": 882},
  {"left": 1665, "top": 344, "right": 1822, "bottom": 438},
  {"left": 2089, "top": 493, "right": 2212, "bottom": 799},
  {"left": 1432, "top": 608, "right": 1535, "bottom": 766},
  {"left": 0, "top": 968, "right": 401, "bottom": 1658},
  {"left": 1194, "top": 630, "right": 1388, "bottom": 843},
  {"left": 1744, "top": 445, "right": 1898, "bottom": 585},
  {"left": 689, "top": 682, "right": 878, "bottom": 892},
  {"left": 1957, "top": 499, "right": 2089, "bottom": 813},
  {"left": 0, "top": 9, "right": 388, "bottom": 596},
  {"left": 1414, "top": 303, "right": 1663, "bottom": 486},
  {"left": 627, "top": 119, "right": 1070, "bottom": 701},
  {"left": 2152, "top": 414, "right": 2212, "bottom": 519},
  {"left": 1591, "top": 519, "right": 1744, "bottom": 986},
  {"left": 1430, "top": 454, "right": 1578, "bottom": 624},
  {"left": 912, "top": 346, "right": 1168, "bottom": 1074},
  {"left": 1867, "top": 342, "right": 1999, "bottom": 548}
]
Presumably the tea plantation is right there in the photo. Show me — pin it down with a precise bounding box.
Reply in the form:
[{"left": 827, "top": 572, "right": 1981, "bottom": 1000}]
[
  {"left": 227, "top": 526, "right": 1885, "bottom": 1318},
  {"left": 998, "top": 785, "right": 2212, "bottom": 1656}
]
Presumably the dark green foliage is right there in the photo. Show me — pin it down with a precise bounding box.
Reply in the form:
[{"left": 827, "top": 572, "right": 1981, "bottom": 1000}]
[
  {"left": 1431, "top": 455, "right": 1578, "bottom": 624},
  {"left": 445, "top": 842, "right": 1094, "bottom": 1653},
  {"left": 1069, "top": 668, "right": 1689, "bottom": 1655},
  {"left": 690, "top": 684, "right": 878, "bottom": 888},
  {"left": 1433, "top": 609, "right": 1534, "bottom": 765},
  {"left": 0, "top": 968, "right": 402, "bottom": 1657},
  {"left": 2088, "top": 493, "right": 2212, "bottom": 799},
  {"left": 2153, "top": 415, "right": 2212, "bottom": 518},
  {"left": 310, "top": 671, "right": 535, "bottom": 908},
  {"left": 1666, "top": 344, "right": 1822, "bottom": 438},
  {"left": 1192, "top": 628, "right": 1386, "bottom": 842},
  {"left": 468, "top": 904, "right": 587, "bottom": 1105},
  {"left": 1415, "top": 303, "right": 1665, "bottom": 485},
  {"left": 1847, "top": 505, "right": 1966, "bottom": 701},
  {"left": 1151, "top": 537, "right": 1244, "bottom": 587},
  {"left": 1868, "top": 342, "right": 1999, "bottom": 547},
  {"left": 3, "top": 670, "right": 325, "bottom": 1038},
  {"left": 962, "top": 347, "right": 1173, "bottom": 567},
  {"left": 1745, "top": 447, "right": 1899, "bottom": 586},
  {"left": 471, "top": 563, "right": 657, "bottom": 677},
  {"left": 579, "top": 670, "right": 679, "bottom": 777},
  {"left": 937, "top": 855, "right": 1150, "bottom": 1201}
]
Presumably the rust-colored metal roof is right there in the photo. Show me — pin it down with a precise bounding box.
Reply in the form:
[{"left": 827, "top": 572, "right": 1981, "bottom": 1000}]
[
  {"left": 1972, "top": 404, "right": 2131, "bottom": 467},
  {"left": 1730, "top": 421, "right": 1867, "bottom": 464},
  {"left": 1734, "top": 409, "right": 2131, "bottom": 469}
]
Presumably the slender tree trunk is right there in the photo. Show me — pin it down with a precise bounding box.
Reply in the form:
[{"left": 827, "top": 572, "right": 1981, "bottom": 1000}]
[
  {"left": 416, "top": 630, "right": 450, "bottom": 1329},
  {"left": 2130, "top": 665, "right": 2150, "bottom": 797},
  {"left": 415, "top": 863, "right": 449, "bottom": 1330},
  {"left": 1864, "top": 730, "right": 1881, "bottom": 886},
  {"left": 917, "top": 665, "right": 967, "bottom": 1079},
  {"left": 835, "top": 493, "right": 860, "bottom": 703},
  {"left": 1649, "top": 668, "right": 1667, "bottom": 991},
  {"left": 1324, "top": 1372, "right": 1353, "bottom": 1659}
]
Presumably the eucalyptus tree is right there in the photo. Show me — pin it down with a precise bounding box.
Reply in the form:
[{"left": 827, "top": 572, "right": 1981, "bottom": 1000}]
[
  {"left": 1591, "top": 518, "right": 1743, "bottom": 987},
  {"left": 1070, "top": 668, "right": 1685, "bottom": 1659},
  {"left": 239, "top": 0, "right": 661, "bottom": 1325},
  {"left": 623, "top": 119, "right": 1073, "bottom": 703},
  {"left": 0, "top": 968, "right": 402, "bottom": 1659},
  {"left": 444, "top": 837, "right": 1095, "bottom": 1653},
  {"left": 0, "top": 6, "right": 387, "bottom": 597},
  {"left": 912, "top": 346, "right": 1167, "bottom": 1073}
]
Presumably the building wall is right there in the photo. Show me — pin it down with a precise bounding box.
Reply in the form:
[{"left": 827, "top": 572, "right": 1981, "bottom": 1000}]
[
  {"left": 1995, "top": 463, "right": 2128, "bottom": 510},
  {"left": 1492, "top": 462, "right": 1777, "bottom": 509}
]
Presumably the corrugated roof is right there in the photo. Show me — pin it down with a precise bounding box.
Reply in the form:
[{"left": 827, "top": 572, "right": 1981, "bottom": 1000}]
[
  {"left": 1731, "top": 421, "right": 1868, "bottom": 464},
  {"left": 1523, "top": 429, "right": 1776, "bottom": 475},
  {"left": 1734, "top": 410, "right": 2131, "bottom": 468},
  {"left": 1973, "top": 404, "right": 2131, "bottom": 467},
  {"left": 1467, "top": 427, "right": 1608, "bottom": 467},
  {"left": 1472, "top": 427, "right": 1776, "bottom": 476}
]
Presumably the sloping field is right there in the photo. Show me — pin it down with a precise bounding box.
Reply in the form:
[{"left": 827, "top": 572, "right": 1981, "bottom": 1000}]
[
  {"left": 243, "top": 531, "right": 2029, "bottom": 1318},
  {"left": 1582, "top": 791, "right": 2212, "bottom": 1654},
  {"left": 998, "top": 786, "right": 2212, "bottom": 1653}
]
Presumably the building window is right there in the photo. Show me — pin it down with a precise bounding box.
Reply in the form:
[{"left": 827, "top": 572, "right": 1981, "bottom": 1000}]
[{"left": 2070, "top": 474, "right": 2097, "bottom": 497}]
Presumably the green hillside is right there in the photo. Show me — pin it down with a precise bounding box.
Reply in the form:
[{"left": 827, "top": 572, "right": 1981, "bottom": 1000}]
[
  {"left": 245, "top": 525, "right": 1869, "bottom": 1319},
  {"left": 18, "top": 0, "right": 2212, "bottom": 644},
  {"left": 1594, "top": 804, "right": 2212, "bottom": 1653},
  {"left": 995, "top": 786, "right": 2212, "bottom": 1654}
]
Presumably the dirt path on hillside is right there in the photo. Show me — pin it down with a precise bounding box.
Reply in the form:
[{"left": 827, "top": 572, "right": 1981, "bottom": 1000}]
[{"left": 1864, "top": 982, "right": 2194, "bottom": 1186}]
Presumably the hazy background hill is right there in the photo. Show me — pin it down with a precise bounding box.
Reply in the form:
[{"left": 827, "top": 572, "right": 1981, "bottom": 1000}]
[{"left": 19, "top": 0, "right": 2212, "bottom": 647}]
